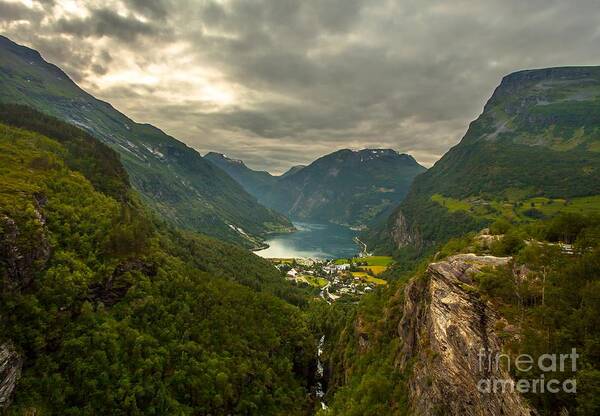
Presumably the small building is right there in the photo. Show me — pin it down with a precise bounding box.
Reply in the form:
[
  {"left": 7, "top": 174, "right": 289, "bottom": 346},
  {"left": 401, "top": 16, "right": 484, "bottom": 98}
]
[
  {"left": 297, "top": 258, "right": 315, "bottom": 267},
  {"left": 287, "top": 268, "right": 298, "bottom": 278}
]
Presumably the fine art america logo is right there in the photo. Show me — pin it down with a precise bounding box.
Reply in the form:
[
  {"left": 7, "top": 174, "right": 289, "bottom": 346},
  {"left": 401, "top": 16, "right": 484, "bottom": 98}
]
[{"left": 477, "top": 349, "right": 579, "bottom": 394}]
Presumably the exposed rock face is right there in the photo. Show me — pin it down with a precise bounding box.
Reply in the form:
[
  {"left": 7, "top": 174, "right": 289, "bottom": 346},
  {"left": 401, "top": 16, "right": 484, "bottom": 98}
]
[
  {"left": 389, "top": 210, "right": 421, "bottom": 249},
  {"left": 474, "top": 228, "right": 502, "bottom": 250},
  {"left": 355, "top": 316, "right": 370, "bottom": 353},
  {"left": 88, "top": 259, "right": 157, "bottom": 307},
  {"left": 398, "top": 254, "right": 533, "bottom": 416},
  {"left": 0, "top": 342, "right": 22, "bottom": 408},
  {"left": 0, "top": 194, "right": 51, "bottom": 293}
]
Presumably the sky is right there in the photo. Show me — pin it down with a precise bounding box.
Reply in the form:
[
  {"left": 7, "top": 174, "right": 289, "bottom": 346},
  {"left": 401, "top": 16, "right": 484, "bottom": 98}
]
[{"left": 1, "top": 0, "right": 600, "bottom": 174}]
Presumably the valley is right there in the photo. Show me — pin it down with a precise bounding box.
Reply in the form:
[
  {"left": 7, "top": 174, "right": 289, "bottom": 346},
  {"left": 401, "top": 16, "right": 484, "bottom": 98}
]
[
  {"left": 0, "top": 29, "right": 599, "bottom": 416},
  {"left": 206, "top": 149, "right": 426, "bottom": 228}
]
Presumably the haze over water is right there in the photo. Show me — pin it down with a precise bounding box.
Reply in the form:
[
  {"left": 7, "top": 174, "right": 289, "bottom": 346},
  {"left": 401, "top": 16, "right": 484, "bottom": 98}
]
[{"left": 255, "top": 222, "right": 359, "bottom": 259}]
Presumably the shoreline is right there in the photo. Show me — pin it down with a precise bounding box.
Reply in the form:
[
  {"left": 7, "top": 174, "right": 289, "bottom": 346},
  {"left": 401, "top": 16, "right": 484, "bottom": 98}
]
[
  {"left": 251, "top": 225, "right": 298, "bottom": 252},
  {"left": 252, "top": 221, "right": 362, "bottom": 259}
]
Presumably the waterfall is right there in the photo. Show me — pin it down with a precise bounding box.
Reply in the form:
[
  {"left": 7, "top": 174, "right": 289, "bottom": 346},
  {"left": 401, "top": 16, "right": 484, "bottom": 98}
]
[{"left": 315, "top": 335, "right": 328, "bottom": 410}]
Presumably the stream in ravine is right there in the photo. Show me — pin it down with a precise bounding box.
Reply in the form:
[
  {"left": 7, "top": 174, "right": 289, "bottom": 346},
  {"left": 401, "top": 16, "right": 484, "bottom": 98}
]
[{"left": 315, "top": 335, "right": 328, "bottom": 410}]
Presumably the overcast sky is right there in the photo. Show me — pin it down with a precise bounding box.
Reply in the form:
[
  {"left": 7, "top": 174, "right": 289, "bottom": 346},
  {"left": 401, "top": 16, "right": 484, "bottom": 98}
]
[{"left": 1, "top": 0, "right": 599, "bottom": 173}]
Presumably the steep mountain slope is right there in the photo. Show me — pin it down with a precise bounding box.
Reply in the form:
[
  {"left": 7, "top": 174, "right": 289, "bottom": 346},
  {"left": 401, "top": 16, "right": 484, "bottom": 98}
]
[
  {"left": 317, "top": 217, "right": 600, "bottom": 416},
  {"left": 208, "top": 149, "right": 426, "bottom": 227},
  {"left": 0, "top": 106, "right": 315, "bottom": 414},
  {"left": 269, "top": 149, "right": 426, "bottom": 226},
  {"left": 0, "top": 35, "right": 292, "bottom": 248},
  {"left": 370, "top": 66, "right": 600, "bottom": 256},
  {"left": 281, "top": 165, "right": 306, "bottom": 178},
  {"left": 204, "top": 152, "right": 278, "bottom": 199}
]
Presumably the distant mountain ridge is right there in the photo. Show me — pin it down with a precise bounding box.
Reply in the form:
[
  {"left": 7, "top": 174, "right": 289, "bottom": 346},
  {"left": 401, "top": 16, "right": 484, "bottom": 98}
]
[
  {"left": 369, "top": 66, "right": 600, "bottom": 256},
  {"left": 207, "top": 148, "right": 426, "bottom": 227},
  {"left": 0, "top": 35, "right": 292, "bottom": 248},
  {"left": 204, "top": 152, "right": 277, "bottom": 199},
  {"left": 280, "top": 165, "right": 306, "bottom": 178}
]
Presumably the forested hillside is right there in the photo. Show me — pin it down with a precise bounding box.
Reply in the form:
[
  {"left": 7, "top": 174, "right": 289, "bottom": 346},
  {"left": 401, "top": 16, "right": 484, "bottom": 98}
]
[
  {"left": 0, "top": 35, "right": 293, "bottom": 249},
  {"left": 0, "top": 106, "right": 316, "bottom": 414}
]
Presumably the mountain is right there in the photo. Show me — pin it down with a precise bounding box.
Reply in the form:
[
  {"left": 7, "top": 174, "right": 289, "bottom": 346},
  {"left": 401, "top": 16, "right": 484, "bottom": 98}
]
[
  {"left": 0, "top": 35, "right": 293, "bottom": 248},
  {"left": 369, "top": 66, "right": 600, "bottom": 257},
  {"left": 204, "top": 152, "right": 277, "bottom": 199},
  {"left": 265, "top": 149, "right": 426, "bottom": 226},
  {"left": 280, "top": 165, "right": 306, "bottom": 178},
  {"left": 207, "top": 148, "right": 426, "bottom": 227},
  {"left": 0, "top": 105, "right": 316, "bottom": 414}
]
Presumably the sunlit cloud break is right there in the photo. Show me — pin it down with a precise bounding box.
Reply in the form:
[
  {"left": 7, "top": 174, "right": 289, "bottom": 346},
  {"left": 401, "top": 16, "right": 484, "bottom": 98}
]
[{"left": 1, "top": 0, "right": 600, "bottom": 173}]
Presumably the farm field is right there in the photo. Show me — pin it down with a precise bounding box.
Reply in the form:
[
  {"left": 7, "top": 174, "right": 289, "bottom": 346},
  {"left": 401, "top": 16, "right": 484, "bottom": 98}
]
[
  {"left": 431, "top": 193, "right": 600, "bottom": 222},
  {"left": 301, "top": 275, "right": 328, "bottom": 287},
  {"left": 358, "top": 265, "right": 387, "bottom": 275},
  {"left": 334, "top": 256, "right": 393, "bottom": 266},
  {"left": 269, "top": 258, "right": 295, "bottom": 265},
  {"left": 517, "top": 195, "right": 600, "bottom": 217},
  {"left": 350, "top": 272, "right": 387, "bottom": 285}
]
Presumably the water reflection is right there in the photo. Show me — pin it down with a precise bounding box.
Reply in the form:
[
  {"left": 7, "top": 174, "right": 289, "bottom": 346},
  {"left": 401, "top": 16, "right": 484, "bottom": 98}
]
[{"left": 255, "top": 222, "right": 358, "bottom": 259}]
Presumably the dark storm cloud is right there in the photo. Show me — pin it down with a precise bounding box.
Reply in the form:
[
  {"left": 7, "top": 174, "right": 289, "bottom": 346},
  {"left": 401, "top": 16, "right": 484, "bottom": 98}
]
[
  {"left": 54, "top": 8, "right": 168, "bottom": 42},
  {"left": 1, "top": 0, "right": 600, "bottom": 173},
  {"left": 124, "top": 0, "right": 171, "bottom": 20}
]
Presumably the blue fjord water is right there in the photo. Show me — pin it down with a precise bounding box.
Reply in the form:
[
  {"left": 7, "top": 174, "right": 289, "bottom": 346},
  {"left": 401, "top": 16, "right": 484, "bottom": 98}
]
[{"left": 255, "top": 222, "right": 359, "bottom": 259}]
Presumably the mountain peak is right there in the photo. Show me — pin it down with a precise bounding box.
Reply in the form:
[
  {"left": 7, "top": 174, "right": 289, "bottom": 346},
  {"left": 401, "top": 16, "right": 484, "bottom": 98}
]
[
  {"left": 0, "top": 36, "right": 293, "bottom": 247},
  {"left": 320, "top": 148, "right": 422, "bottom": 167},
  {"left": 205, "top": 152, "right": 246, "bottom": 166},
  {"left": 488, "top": 66, "right": 600, "bottom": 105},
  {"left": 374, "top": 65, "right": 600, "bottom": 255},
  {"left": 468, "top": 65, "right": 600, "bottom": 148},
  {"left": 0, "top": 35, "right": 40, "bottom": 60},
  {"left": 280, "top": 164, "right": 305, "bottom": 178},
  {"left": 500, "top": 66, "right": 600, "bottom": 87}
]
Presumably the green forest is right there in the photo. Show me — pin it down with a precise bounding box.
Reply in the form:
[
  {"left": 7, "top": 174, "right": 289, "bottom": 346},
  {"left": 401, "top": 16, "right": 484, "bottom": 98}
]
[
  {"left": 1, "top": 78, "right": 599, "bottom": 415},
  {"left": 0, "top": 106, "right": 317, "bottom": 415}
]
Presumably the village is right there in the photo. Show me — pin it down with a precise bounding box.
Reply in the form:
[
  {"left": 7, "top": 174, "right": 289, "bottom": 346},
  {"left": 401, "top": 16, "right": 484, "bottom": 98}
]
[{"left": 269, "top": 256, "right": 393, "bottom": 302}]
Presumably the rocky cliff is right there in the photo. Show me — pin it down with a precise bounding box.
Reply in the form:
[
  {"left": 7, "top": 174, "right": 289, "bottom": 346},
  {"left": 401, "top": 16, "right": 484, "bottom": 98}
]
[
  {"left": 0, "top": 342, "right": 22, "bottom": 408},
  {"left": 398, "top": 254, "right": 533, "bottom": 416},
  {"left": 0, "top": 193, "right": 50, "bottom": 293}
]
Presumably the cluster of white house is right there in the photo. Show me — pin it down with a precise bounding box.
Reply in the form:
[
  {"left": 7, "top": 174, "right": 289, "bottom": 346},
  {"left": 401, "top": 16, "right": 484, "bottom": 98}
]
[{"left": 285, "top": 262, "right": 350, "bottom": 279}]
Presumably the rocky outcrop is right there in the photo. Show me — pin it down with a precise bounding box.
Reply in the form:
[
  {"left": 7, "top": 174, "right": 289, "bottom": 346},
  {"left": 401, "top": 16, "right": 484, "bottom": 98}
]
[
  {"left": 88, "top": 259, "right": 157, "bottom": 307},
  {"left": 389, "top": 210, "right": 421, "bottom": 249},
  {"left": 355, "top": 315, "right": 371, "bottom": 353},
  {"left": 0, "top": 193, "right": 51, "bottom": 293},
  {"left": 0, "top": 342, "right": 22, "bottom": 408},
  {"left": 474, "top": 228, "right": 502, "bottom": 250},
  {"left": 398, "top": 254, "right": 533, "bottom": 416}
]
